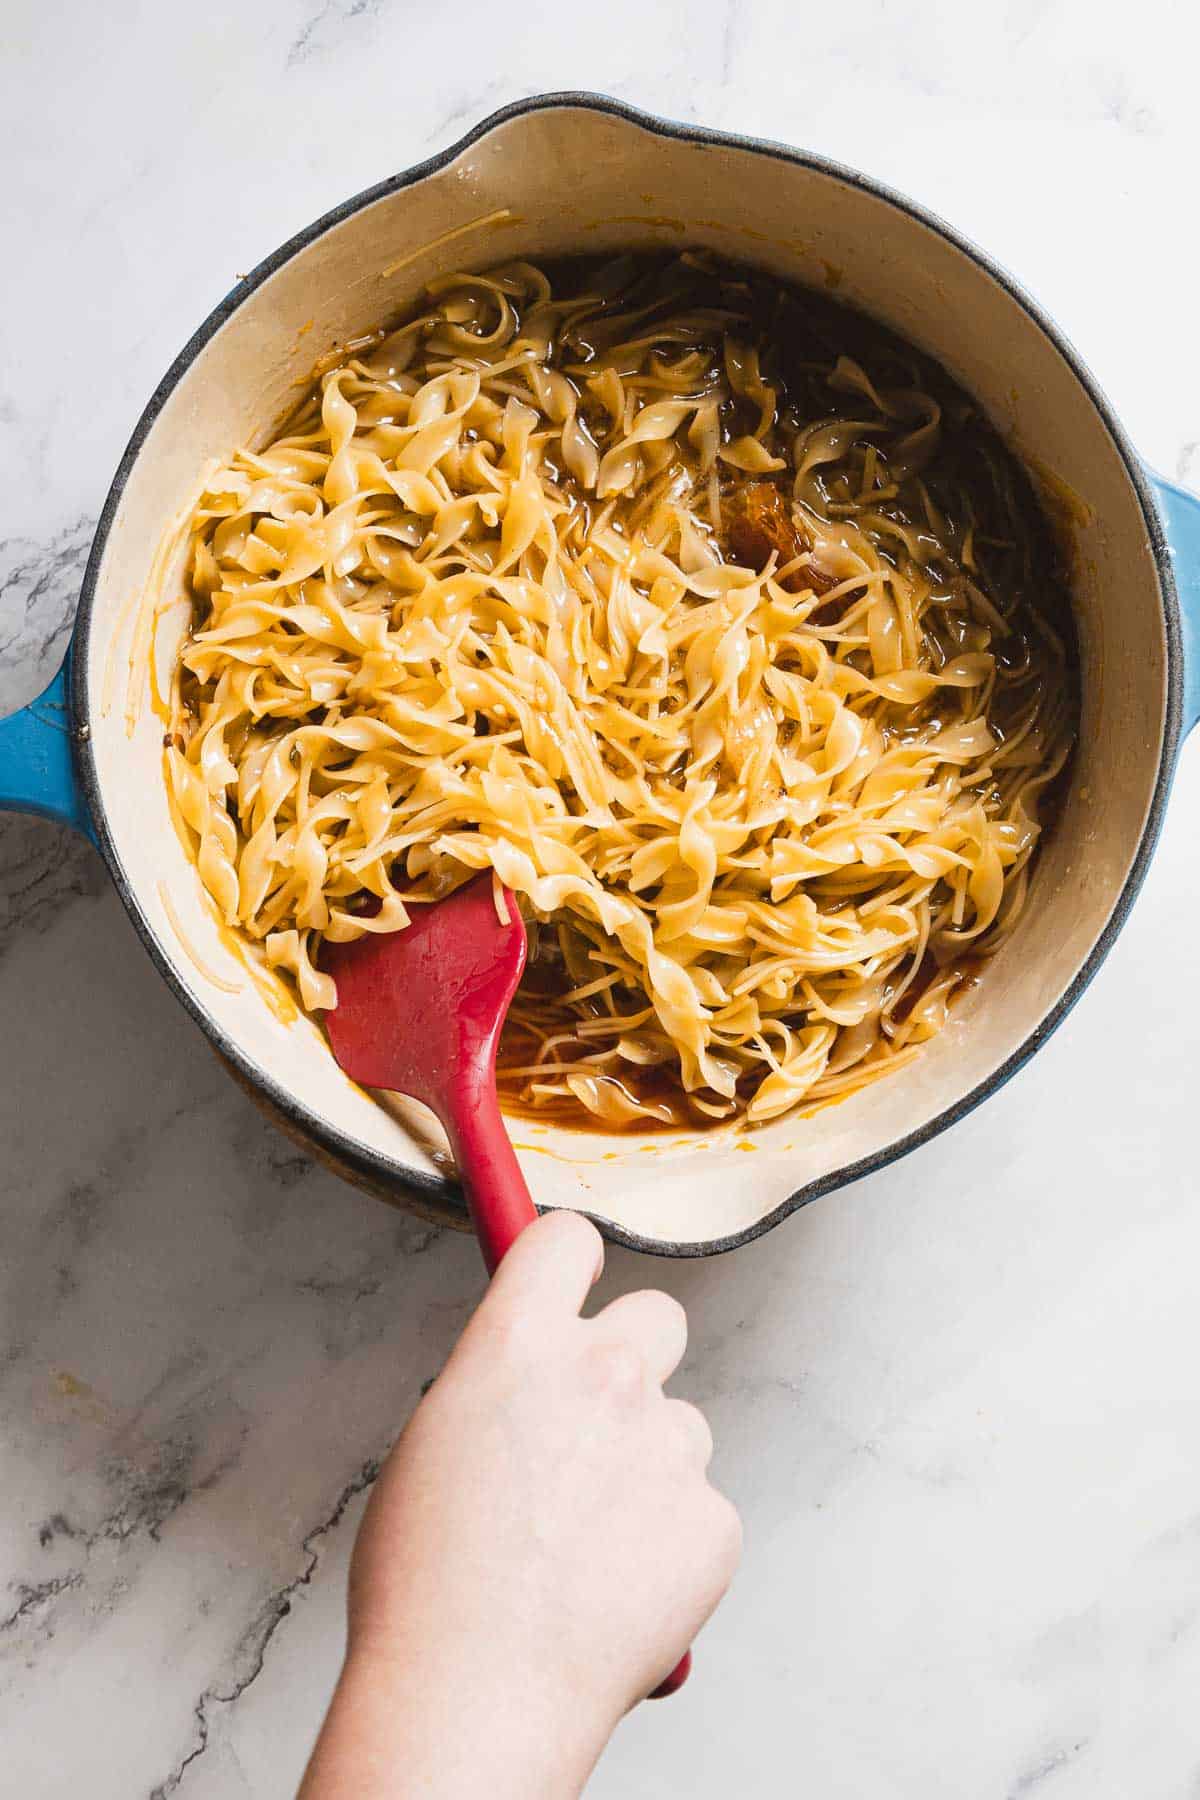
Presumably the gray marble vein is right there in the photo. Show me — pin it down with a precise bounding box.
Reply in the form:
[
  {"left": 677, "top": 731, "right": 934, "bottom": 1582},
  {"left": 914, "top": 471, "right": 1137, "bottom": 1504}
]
[
  {"left": 1006, "top": 1741, "right": 1091, "bottom": 1799},
  {"left": 0, "top": 817, "right": 106, "bottom": 968},
  {"left": 1, "top": 1571, "right": 83, "bottom": 1634},
  {"left": 149, "top": 1460, "right": 380, "bottom": 1798},
  {"left": 287, "top": 0, "right": 383, "bottom": 67},
  {"left": 0, "top": 517, "right": 94, "bottom": 715}
]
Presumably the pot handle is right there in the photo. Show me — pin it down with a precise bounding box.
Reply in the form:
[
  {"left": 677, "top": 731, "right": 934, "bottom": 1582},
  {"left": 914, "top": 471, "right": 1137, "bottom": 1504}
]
[
  {"left": 0, "top": 655, "right": 94, "bottom": 840},
  {"left": 1151, "top": 474, "right": 1200, "bottom": 736}
]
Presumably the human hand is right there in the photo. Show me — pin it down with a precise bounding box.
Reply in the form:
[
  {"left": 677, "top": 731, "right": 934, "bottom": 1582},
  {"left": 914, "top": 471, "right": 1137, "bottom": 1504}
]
[{"left": 300, "top": 1210, "right": 741, "bottom": 1799}]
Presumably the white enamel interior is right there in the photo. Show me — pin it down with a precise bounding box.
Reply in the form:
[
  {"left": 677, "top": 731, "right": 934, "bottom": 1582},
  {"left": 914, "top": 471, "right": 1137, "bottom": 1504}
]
[{"left": 81, "top": 103, "right": 1167, "bottom": 1249}]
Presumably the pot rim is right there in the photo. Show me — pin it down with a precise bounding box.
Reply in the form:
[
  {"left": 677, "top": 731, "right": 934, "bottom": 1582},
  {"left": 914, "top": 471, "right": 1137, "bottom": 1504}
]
[{"left": 69, "top": 91, "right": 1185, "bottom": 1258}]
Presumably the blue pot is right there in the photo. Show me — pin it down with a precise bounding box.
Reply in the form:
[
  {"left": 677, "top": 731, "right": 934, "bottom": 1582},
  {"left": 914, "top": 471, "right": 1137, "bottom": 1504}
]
[{"left": 1, "top": 96, "right": 1197, "bottom": 1254}]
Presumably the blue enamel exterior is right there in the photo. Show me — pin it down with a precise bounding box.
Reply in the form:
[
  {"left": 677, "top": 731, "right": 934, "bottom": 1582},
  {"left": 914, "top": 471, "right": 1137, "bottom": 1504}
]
[
  {"left": 1151, "top": 475, "right": 1200, "bottom": 736},
  {"left": 0, "top": 660, "right": 93, "bottom": 841}
]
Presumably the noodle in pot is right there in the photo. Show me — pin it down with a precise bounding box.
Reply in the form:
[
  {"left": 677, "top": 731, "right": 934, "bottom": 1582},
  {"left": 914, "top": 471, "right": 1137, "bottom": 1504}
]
[{"left": 167, "top": 253, "right": 1076, "bottom": 1130}]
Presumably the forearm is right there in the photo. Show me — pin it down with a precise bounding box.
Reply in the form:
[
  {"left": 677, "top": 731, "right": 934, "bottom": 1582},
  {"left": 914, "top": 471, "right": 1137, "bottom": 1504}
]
[{"left": 299, "top": 1647, "right": 604, "bottom": 1800}]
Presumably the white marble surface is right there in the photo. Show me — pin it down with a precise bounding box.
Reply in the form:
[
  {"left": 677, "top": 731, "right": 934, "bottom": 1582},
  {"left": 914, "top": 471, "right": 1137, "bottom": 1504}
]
[{"left": 3, "top": 1, "right": 1200, "bottom": 1793}]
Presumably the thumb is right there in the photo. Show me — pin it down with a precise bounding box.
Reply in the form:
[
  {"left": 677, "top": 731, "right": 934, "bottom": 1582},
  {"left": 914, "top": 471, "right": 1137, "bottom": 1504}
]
[{"left": 482, "top": 1209, "right": 605, "bottom": 1320}]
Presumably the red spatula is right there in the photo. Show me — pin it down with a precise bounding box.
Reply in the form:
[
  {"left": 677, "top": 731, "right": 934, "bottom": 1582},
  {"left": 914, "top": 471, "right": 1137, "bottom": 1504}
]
[
  {"left": 322, "top": 872, "right": 692, "bottom": 1699},
  {"left": 325, "top": 874, "right": 535, "bottom": 1273}
]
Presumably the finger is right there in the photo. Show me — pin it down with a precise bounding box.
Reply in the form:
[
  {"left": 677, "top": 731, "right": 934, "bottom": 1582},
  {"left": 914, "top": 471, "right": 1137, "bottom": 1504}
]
[
  {"left": 703, "top": 1485, "right": 745, "bottom": 1591},
  {"left": 590, "top": 1288, "right": 687, "bottom": 1385},
  {"left": 662, "top": 1397, "right": 714, "bottom": 1469},
  {"left": 486, "top": 1209, "right": 604, "bottom": 1318}
]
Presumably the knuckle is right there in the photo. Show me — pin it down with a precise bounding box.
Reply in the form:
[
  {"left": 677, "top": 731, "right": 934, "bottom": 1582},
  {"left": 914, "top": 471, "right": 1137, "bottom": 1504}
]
[
  {"left": 665, "top": 1398, "right": 712, "bottom": 1462},
  {"left": 648, "top": 1290, "right": 688, "bottom": 1342},
  {"left": 588, "top": 1337, "right": 645, "bottom": 1398},
  {"left": 544, "top": 1207, "right": 602, "bottom": 1259},
  {"left": 709, "top": 1489, "right": 744, "bottom": 1572}
]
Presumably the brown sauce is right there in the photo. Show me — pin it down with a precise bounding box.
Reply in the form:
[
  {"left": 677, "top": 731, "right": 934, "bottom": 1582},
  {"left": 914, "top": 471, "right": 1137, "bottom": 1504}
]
[
  {"left": 495, "top": 1024, "right": 698, "bottom": 1134},
  {"left": 495, "top": 951, "right": 986, "bottom": 1133}
]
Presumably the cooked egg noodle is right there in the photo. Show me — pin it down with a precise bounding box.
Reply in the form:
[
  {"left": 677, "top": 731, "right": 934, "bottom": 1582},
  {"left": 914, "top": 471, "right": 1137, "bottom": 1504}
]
[{"left": 168, "top": 253, "right": 1075, "bottom": 1129}]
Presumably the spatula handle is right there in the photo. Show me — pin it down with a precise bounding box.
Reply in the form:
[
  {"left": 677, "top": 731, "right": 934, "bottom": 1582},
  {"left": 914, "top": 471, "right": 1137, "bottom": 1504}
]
[
  {"left": 443, "top": 1084, "right": 538, "bottom": 1274},
  {"left": 442, "top": 1084, "right": 692, "bottom": 1702}
]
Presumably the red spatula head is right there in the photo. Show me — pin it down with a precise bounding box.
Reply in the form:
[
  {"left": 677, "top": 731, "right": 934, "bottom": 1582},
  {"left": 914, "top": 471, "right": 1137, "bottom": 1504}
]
[
  {"left": 324, "top": 875, "right": 526, "bottom": 1106},
  {"left": 323, "top": 875, "right": 535, "bottom": 1272}
]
